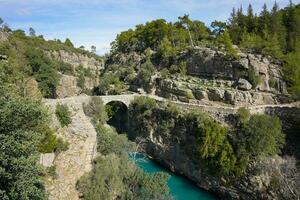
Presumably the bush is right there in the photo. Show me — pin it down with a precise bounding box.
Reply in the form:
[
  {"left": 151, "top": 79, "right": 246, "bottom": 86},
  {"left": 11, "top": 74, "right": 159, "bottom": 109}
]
[
  {"left": 134, "top": 59, "right": 156, "bottom": 92},
  {"left": 38, "top": 127, "right": 68, "bottom": 153},
  {"left": 95, "top": 73, "right": 123, "bottom": 95},
  {"left": 237, "top": 107, "right": 250, "bottom": 124},
  {"left": 240, "top": 114, "right": 285, "bottom": 158},
  {"left": 248, "top": 66, "right": 261, "bottom": 88},
  {"left": 77, "top": 73, "right": 85, "bottom": 90},
  {"left": 186, "top": 90, "right": 195, "bottom": 99},
  {"left": 83, "top": 97, "right": 108, "bottom": 126},
  {"left": 55, "top": 104, "right": 72, "bottom": 127}
]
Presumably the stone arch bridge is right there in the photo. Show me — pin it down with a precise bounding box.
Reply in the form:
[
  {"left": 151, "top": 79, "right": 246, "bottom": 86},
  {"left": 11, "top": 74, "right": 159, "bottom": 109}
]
[{"left": 44, "top": 93, "right": 299, "bottom": 125}]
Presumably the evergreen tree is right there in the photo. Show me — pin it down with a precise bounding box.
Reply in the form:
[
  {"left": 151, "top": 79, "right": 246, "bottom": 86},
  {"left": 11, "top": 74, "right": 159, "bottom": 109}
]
[
  {"left": 29, "top": 27, "right": 36, "bottom": 37},
  {"left": 259, "top": 4, "right": 270, "bottom": 36},
  {"left": 91, "top": 45, "right": 96, "bottom": 53},
  {"left": 246, "top": 4, "right": 255, "bottom": 32},
  {"left": 64, "top": 38, "right": 74, "bottom": 47}
]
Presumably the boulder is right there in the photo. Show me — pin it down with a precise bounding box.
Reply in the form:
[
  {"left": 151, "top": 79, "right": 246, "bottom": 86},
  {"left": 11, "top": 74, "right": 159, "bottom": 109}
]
[
  {"left": 238, "top": 78, "right": 252, "bottom": 90},
  {"left": 207, "top": 88, "right": 225, "bottom": 101},
  {"left": 193, "top": 89, "right": 208, "bottom": 100},
  {"left": 225, "top": 90, "right": 253, "bottom": 105},
  {"left": 248, "top": 54, "right": 268, "bottom": 75},
  {"left": 0, "top": 31, "right": 9, "bottom": 43}
]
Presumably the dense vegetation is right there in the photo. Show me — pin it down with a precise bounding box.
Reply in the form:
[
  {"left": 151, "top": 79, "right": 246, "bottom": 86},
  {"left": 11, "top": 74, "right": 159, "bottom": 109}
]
[
  {"left": 78, "top": 97, "right": 172, "bottom": 200},
  {"left": 0, "top": 67, "right": 66, "bottom": 199},
  {"left": 129, "top": 97, "right": 285, "bottom": 178},
  {"left": 0, "top": 20, "right": 102, "bottom": 98}
]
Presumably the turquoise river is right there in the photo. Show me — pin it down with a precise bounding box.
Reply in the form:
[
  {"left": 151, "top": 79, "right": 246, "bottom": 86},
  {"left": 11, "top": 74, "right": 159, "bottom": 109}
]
[{"left": 132, "top": 153, "right": 218, "bottom": 200}]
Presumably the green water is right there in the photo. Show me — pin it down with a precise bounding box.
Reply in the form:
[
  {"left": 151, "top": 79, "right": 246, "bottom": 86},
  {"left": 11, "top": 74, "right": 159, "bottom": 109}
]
[{"left": 132, "top": 153, "right": 217, "bottom": 200}]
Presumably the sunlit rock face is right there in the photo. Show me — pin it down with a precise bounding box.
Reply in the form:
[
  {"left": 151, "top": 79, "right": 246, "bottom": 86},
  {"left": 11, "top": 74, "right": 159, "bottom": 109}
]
[{"left": 180, "top": 47, "right": 286, "bottom": 93}]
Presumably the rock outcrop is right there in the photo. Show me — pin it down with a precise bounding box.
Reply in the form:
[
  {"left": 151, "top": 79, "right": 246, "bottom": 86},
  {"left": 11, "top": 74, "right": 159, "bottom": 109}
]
[
  {"left": 45, "top": 50, "right": 103, "bottom": 98},
  {"left": 180, "top": 47, "right": 286, "bottom": 93},
  {"left": 156, "top": 77, "right": 281, "bottom": 106},
  {"left": 0, "top": 30, "right": 9, "bottom": 43},
  {"left": 47, "top": 50, "right": 104, "bottom": 72}
]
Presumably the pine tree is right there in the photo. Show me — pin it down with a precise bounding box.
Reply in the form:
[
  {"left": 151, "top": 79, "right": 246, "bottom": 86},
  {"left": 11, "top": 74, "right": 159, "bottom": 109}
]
[
  {"left": 246, "top": 4, "right": 255, "bottom": 32},
  {"left": 29, "top": 27, "right": 36, "bottom": 37},
  {"left": 64, "top": 38, "right": 74, "bottom": 47},
  {"left": 259, "top": 4, "right": 270, "bottom": 36}
]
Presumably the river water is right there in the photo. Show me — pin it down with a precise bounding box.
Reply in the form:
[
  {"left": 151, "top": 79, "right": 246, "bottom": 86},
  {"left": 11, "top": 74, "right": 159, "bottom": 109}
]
[{"left": 131, "top": 153, "right": 217, "bottom": 200}]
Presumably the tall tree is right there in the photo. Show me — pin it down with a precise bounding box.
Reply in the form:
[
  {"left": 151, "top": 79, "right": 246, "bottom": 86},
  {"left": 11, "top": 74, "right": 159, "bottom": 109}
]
[
  {"left": 29, "top": 27, "right": 36, "bottom": 37},
  {"left": 178, "top": 14, "right": 194, "bottom": 47},
  {"left": 91, "top": 45, "right": 97, "bottom": 53},
  {"left": 64, "top": 38, "right": 74, "bottom": 47},
  {"left": 259, "top": 3, "right": 270, "bottom": 35},
  {"left": 246, "top": 4, "right": 256, "bottom": 32}
]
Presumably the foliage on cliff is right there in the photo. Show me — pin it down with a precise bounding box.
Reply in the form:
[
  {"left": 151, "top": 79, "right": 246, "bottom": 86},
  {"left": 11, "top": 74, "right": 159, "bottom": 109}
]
[
  {"left": 0, "top": 21, "right": 102, "bottom": 98},
  {"left": 128, "top": 97, "right": 286, "bottom": 179},
  {"left": 128, "top": 97, "right": 237, "bottom": 177},
  {"left": 78, "top": 97, "right": 172, "bottom": 200}
]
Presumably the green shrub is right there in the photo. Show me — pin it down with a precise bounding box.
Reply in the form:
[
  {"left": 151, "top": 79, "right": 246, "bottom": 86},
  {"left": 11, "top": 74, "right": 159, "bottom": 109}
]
[
  {"left": 186, "top": 90, "right": 195, "bottom": 99},
  {"left": 240, "top": 114, "right": 285, "bottom": 157},
  {"left": 248, "top": 66, "right": 261, "bottom": 88},
  {"left": 38, "top": 127, "right": 69, "bottom": 153},
  {"left": 0, "top": 85, "right": 48, "bottom": 199},
  {"left": 83, "top": 97, "right": 107, "bottom": 126},
  {"left": 46, "top": 166, "right": 57, "bottom": 179},
  {"left": 55, "top": 104, "right": 72, "bottom": 127},
  {"left": 237, "top": 107, "right": 250, "bottom": 124}
]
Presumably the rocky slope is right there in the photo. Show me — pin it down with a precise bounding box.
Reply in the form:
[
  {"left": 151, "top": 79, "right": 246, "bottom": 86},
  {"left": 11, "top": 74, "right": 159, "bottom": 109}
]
[
  {"left": 42, "top": 96, "right": 97, "bottom": 200},
  {"left": 107, "top": 46, "right": 291, "bottom": 107}
]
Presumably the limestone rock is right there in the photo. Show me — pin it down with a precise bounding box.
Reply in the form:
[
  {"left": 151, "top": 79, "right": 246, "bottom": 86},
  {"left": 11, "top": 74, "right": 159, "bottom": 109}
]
[
  {"left": 25, "top": 78, "right": 42, "bottom": 99},
  {"left": 0, "top": 31, "right": 9, "bottom": 43},
  {"left": 40, "top": 153, "right": 55, "bottom": 167},
  {"left": 238, "top": 78, "right": 252, "bottom": 90},
  {"left": 193, "top": 89, "right": 208, "bottom": 100},
  {"left": 207, "top": 88, "right": 225, "bottom": 101},
  {"left": 48, "top": 50, "right": 104, "bottom": 72},
  {"left": 56, "top": 74, "right": 81, "bottom": 98}
]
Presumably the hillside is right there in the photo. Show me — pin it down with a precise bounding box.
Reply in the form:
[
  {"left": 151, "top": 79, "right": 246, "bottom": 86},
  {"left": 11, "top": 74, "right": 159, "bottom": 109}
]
[{"left": 0, "top": 2, "right": 300, "bottom": 200}]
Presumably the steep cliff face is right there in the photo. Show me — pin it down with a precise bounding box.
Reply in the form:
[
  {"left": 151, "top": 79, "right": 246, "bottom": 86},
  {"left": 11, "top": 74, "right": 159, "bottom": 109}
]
[
  {"left": 47, "top": 50, "right": 104, "bottom": 72},
  {"left": 180, "top": 47, "right": 286, "bottom": 93},
  {"left": 138, "top": 106, "right": 300, "bottom": 200},
  {"left": 46, "top": 50, "right": 104, "bottom": 98}
]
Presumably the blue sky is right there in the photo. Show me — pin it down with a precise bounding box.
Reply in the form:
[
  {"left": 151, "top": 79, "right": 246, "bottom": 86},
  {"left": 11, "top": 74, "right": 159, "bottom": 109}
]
[{"left": 0, "top": 0, "right": 299, "bottom": 55}]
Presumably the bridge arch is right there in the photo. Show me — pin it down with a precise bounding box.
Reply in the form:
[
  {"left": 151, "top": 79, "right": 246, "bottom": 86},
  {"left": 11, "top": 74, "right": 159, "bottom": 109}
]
[
  {"left": 100, "top": 94, "right": 136, "bottom": 107},
  {"left": 105, "top": 100, "right": 129, "bottom": 134}
]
